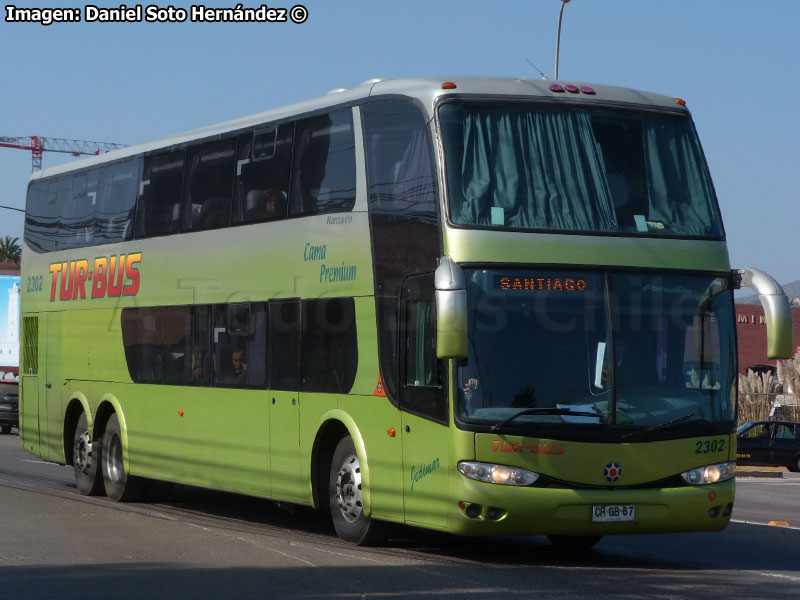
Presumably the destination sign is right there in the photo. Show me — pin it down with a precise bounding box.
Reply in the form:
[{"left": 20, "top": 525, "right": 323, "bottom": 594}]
[{"left": 495, "top": 275, "right": 591, "bottom": 293}]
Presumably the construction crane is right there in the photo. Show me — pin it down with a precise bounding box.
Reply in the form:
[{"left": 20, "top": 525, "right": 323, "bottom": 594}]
[{"left": 0, "top": 136, "right": 126, "bottom": 172}]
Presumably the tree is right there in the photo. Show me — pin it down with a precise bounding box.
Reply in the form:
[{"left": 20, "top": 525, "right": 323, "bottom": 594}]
[{"left": 0, "top": 236, "right": 21, "bottom": 263}]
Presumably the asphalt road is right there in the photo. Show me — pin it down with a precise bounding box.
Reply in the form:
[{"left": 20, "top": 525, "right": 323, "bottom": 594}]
[{"left": 1, "top": 430, "right": 799, "bottom": 599}]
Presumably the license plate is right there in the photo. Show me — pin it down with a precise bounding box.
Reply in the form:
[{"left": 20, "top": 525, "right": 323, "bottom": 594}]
[{"left": 592, "top": 504, "right": 635, "bottom": 522}]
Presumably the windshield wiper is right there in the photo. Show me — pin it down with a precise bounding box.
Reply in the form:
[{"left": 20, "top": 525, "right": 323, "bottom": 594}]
[
  {"left": 621, "top": 412, "right": 695, "bottom": 440},
  {"left": 492, "top": 407, "right": 602, "bottom": 432}
]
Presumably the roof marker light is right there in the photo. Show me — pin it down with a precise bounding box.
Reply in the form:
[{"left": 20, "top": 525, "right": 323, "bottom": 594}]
[
  {"left": 442, "top": 81, "right": 457, "bottom": 90},
  {"left": 581, "top": 86, "right": 596, "bottom": 95},
  {"left": 674, "top": 98, "right": 687, "bottom": 106},
  {"left": 565, "top": 84, "right": 580, "bottom": 94},
  {"left": 549, "top": 84, "right": 565, "bottom": 93}
]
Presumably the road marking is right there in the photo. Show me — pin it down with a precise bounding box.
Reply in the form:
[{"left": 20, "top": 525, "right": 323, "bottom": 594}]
[
  {"left": 732, "top": 519, "right": 800, "bottom": 531},
  {"left": 760, "top": 573, "right": 800, "bottom": 583},
  {"left": 238, "top": 536, "right": 319, "bottom": 568}
]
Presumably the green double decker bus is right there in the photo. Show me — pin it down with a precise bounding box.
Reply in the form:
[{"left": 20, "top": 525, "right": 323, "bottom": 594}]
[{"left": 19, "top": 77, "right": 793, "bottom": 546}]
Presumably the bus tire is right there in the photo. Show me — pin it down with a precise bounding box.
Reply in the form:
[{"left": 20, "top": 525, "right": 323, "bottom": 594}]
[
  {"left": 101, "top": 413, "right": 143, "bottom": 502},
  {"left": 73, "top": 412, "right": 104, "bottom": 496},
  {"left": 0, "top": 425, "right": 11, "bottom": 434},
  {"left": 329, "top": 436, "right": 386, "bottom": 546},
  {"left": 547, "top": 535, "right": 602, "bottom": 549}
]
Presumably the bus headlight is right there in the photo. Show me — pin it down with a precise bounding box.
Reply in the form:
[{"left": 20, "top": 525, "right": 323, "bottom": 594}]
[
  {"left": 681, "top": 462, "right": 736, "bottom": 485},
  {"left": 458, "top": 461, "right": 539, "bottom": 486}
]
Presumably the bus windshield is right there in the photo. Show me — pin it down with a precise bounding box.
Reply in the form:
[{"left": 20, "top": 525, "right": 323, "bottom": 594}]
[
  {"left": 439, "top": 102, "right": 724, "bottom": 238},
  {"left": 456, "top": 269, "right": 736, "bottom": 431}
]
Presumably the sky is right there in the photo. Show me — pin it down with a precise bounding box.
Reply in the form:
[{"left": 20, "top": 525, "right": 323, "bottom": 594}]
[{"left": 1, "top": 0, "right": 798, "bottom": 285}]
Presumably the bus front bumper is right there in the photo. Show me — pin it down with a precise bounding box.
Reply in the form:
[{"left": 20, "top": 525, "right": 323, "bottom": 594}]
[{"left": 446, "top": 476, "right": 735, "bottom": 537}]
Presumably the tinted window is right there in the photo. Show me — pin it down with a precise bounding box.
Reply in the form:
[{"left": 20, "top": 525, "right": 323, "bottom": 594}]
[
  {"left": 121, "top": 307, "right": 163, "bottom": 383},
  {"left": 361, "top": 100, "right": 441, "bottom": 403},
  {"left": 363, "top": 101, "right": 438, "bottom": 219},
  {"left": 192, "top": 305, "right": 212, "bottom": 386},
  {"left": 290, "top": 109, "right": 356, "bottom": 216},
  {"left": 94, "top": 160, "right": 140, "bottom": 244},
  {"left": 233, "top": 125, "right": 292, "bottom": 224},
  {"left": 301, "top": 298, "right": 358, "bottom": 393},
  {"left": 59, "top": 174, "right": 94, "bottom": 249},
  {"left": 136, "top": 151, "right": 184, "bottom": 237},
  {"left": 162, "top": 306, "right": 192, "bottom": 385},
  {"left": 183, "top": 138, "right": 236, "bottom": 230},
  {"left": 25, "top": 180, "right": 58, "bottom": 252},
  {"left": 269, "top": 300, "right": 300, "bottom": 390},
  {"left": 401, "top": 274, "right": 446, "bottom": 422},
  {"left": 24, "top": 160, "right": 140, "bottom": 253},
  {"left": 213, "top": 303, "right": 267, "bottom": 388}
]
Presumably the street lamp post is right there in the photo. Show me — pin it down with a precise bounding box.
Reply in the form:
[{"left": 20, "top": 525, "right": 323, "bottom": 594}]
[{"left": 555, "top": 0, "right": 571, "bottom": 80}]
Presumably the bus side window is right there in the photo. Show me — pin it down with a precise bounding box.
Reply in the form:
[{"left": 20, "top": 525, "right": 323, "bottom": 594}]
[
  {"left": 52, "top": 177, "right": 73, "bottom": 249},
  {"left": 121, "top": 307, "right": 164, "bottom": 384},
  {"left": 289, "top": 109, "right": 356, "bottom": 217},
  {"left": 183, "top": 137, "right": 236, "bottom": 231},
  {"left": 400, "top": 274, "right": 447, "bottom": 423},
  {"left": 212, "top": 303, "right": 267, "bottom": 388},
  {"left": 59, "top": 173, "right": 94, "bottom": 249},
  {"left": 135, "top": 151, "right": 184, "bottom": 238},
  {"left": 25, "top": 180, "right": 59, "bottom": 252},
  {"left": 300, "top": 298, "right": 358, "bottom": 394},
  {"left": 188, "top": 305, "right": 212, "bottom": 386},
  {"left": 95, "top": 159, "right": 140, "bottom": 244},
  {"left": 233, "top": 125, "right": 292, "bottom": 224},
  {"left": 269, "top": 300, "right": 300, "bottom": 391},
  {"left": 361, "top": 99, "right": 440, "bottom": 404},
  {"left": 162, "top": 306, "right": 193, "bottom": 386}
]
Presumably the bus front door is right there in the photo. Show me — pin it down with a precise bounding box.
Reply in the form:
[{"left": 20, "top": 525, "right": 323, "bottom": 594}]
[
  {"left": 41, "top": 312, "right": 63, "bottom": 462},
  {"left": 401, "top": 412, "right": 449, "bottom": 529},
  {"left": 400, "top": 273, "right": 449, "bottom": 529}
]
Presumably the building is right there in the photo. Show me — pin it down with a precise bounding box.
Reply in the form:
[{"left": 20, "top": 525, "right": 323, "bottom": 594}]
[{"left": 736, "top": 303, "right": 800, "bottom": 374}]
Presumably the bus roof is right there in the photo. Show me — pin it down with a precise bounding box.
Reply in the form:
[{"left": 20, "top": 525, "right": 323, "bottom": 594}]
[{"left": 30, "top": 76, "right": 688, "bottom": 182}]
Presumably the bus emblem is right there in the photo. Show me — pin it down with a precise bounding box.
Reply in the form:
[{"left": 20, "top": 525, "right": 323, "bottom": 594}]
[{"left": 604, "top": 462, "right": 622, "bottom": 483}]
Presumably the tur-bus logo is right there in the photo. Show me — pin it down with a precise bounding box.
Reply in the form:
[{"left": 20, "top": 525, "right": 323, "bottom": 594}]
[{"left": 48, "top": 253, "right": 142, "bottom": 302}]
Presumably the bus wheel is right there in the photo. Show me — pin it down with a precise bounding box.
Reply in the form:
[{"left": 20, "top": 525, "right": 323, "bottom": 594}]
[
  {"left": 73, "top": 413, "right": 104, "bottom": 495},
  {"left": 329, "top": 436, "right": 386, "bottom": 545},
  {"left": 0, "top": 425, "right": 11, "bottom": 434},
  {"left": 546, "top": 535, "right": 602, "bottom": 549},
  {"left": 101, "top": 414, "right": 143, "bottom": 502}
]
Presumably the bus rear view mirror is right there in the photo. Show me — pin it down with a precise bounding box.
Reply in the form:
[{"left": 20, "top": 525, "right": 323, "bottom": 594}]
[
  {"left": 435, "top": 256, "right": 468, "bottom": 359},
  {"left": 737, "top": 267, "right": 794, "bottom": 359}
]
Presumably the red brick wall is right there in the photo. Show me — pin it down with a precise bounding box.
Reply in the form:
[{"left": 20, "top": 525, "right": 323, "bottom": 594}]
[{"left": 736, "top": 304, "right": 800, "bottom": 373}]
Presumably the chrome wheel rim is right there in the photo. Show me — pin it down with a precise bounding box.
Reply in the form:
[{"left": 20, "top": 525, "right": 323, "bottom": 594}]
[
  {"left": 335, "top": 453, "right": 363, "bottom": 523},
  {"left": 106, "top": 433, "right": 124, "bottom": 483},
  {"left": 74, "top": 429, "right": 93, "bottom": 474}
]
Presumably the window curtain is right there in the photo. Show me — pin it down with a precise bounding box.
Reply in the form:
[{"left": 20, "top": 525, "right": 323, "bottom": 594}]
[
  {"left": 456, "top": 108, "right": 617, "bottom": 232},
  {"left": 643, "top": 118, "right": 719, "bottom": 236}
]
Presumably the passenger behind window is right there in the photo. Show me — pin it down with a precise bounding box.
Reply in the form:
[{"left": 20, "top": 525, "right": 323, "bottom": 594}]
[
  {"left": 191, "top": 343, "right": 207, "bottom": 385},
  {"left": 245, "top": 187, "right": 286, "bottom": 222},
  {"left": 224, "top": 347, "right": 248, "bottom": 385}
]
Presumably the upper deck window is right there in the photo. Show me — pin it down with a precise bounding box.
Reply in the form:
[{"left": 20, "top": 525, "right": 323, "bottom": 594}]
[
  {"left": 439, "top": 102, "right": 724, "bottom": 238},
  {"left": 289, "top": 109, "right": 356, "bottom": 216}
]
